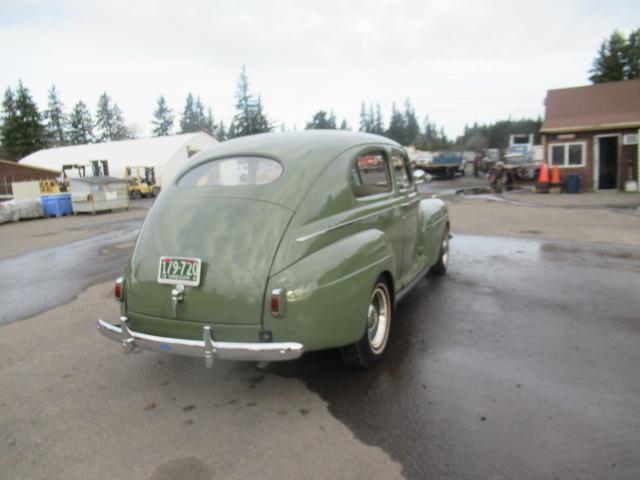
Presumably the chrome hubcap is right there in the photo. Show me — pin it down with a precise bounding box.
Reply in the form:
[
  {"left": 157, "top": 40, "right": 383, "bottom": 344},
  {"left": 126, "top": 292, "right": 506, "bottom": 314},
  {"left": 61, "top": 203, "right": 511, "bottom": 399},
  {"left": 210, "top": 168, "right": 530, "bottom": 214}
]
[
  {"left": 367, "top": 284, "right": 390, "bottom": 353},
  {"left": 441, "top": 231, "right": 449, "bottom": 267}
]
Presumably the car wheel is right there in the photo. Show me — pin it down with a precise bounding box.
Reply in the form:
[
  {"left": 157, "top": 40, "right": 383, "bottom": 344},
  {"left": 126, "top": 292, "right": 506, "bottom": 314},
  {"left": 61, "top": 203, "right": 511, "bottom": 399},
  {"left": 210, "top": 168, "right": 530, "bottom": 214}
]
[
  {"left": 430, "top": 225, "right": 450, "bottom": 276},
  {"left": 340, "top": 276, "right": 392, "bottom": 368}
]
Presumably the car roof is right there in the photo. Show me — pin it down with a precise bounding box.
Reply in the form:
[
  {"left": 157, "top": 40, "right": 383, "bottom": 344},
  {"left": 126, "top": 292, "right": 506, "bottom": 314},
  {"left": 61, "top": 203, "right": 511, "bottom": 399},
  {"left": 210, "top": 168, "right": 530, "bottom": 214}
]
[{"left": 173, "top": 130, "right": 400, "bottom": 210}]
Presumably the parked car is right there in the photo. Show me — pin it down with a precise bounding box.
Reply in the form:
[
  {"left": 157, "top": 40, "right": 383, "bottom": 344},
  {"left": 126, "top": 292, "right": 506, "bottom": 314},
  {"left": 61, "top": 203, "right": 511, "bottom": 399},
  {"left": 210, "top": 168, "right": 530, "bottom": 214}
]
[{"left": 97, "top": 131, "right": 450, "bottom": 368}]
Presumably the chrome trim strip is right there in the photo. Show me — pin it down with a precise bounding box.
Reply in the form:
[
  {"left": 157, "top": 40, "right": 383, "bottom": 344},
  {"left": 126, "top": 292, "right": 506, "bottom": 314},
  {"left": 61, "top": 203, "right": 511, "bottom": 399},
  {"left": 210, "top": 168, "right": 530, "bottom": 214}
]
[
  {"left": 296, "top": 198, "right": 420, "bottom": 242},
  {"left": 97, "top": 317, "right": 304, "bottom": 368}
]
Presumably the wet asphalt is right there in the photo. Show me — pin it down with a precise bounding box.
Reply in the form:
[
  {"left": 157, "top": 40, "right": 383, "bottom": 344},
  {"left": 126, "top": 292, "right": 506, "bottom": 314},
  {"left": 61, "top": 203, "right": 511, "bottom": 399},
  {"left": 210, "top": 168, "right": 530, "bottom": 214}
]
[
  {"left": 0, "top": 222, "right": 139, "bottom": 325},
  {"left": 1, "top": 213, "right": 639, "bottom": 478},
  {"left": 266, "top": 235, "right": 640, "bottom": 479}
]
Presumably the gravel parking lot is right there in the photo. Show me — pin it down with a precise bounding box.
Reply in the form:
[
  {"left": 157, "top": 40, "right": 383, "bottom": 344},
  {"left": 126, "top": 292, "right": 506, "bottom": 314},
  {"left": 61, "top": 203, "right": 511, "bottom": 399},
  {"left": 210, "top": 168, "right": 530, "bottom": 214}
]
[{"left": 1, "top": 192, "right": 639, "bottom": 479}]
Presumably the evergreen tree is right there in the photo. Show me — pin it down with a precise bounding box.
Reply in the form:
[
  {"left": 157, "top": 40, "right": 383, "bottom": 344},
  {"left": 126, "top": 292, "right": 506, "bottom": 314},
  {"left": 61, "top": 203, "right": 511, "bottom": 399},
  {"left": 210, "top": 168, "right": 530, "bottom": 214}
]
[
  {"left": 372, "top": 104, "right": 384, "bottom": 134},
  {"left": 179, "top": 93, "right": 198, "bottom": 133},
  {"left": 95, "top": 92, "right": 130, "bottom": 142},
  {"left": 625, "top": 28, "right": 640, "bottom": 79},
  {"left": 67, "top": 100, "right": 94, "bottom": 144},
  {"left": 359, "top": 102, "right": 371, "bottom": 132},
  {"left": 0, "top": 82, "right": 46, "bottom": 158},
  {"left": 590, "top": 31, "right": 630, "bottom": 83},
  {"left": 403, "top": 98, "right": 420, "bottom": 146},
  {"left": 204, "top": 107, "right": 216, "bottom": 135},
  {"left": 43, "top": 85, "right": 67, "bottom": 147},
  {"left": 151, "top": 95, "right": 174, "bottom": 136},
  {"left": 339, "top": 119, "right": 349, "bottom": 130},
  {"left": 305, "top": 110, "right": 337, "bottom": 129},
  {"left": 0, "top": 88, "right": 17, "bottom": 158},
  {"left": 386, "top": 102, "right": 406, "bottom": 144},
  {"left": 215, "top": 121, "right": 227, "bottom": 141},
  {"left": 228, "top": 66, "right": 272, "bottom": 138}
]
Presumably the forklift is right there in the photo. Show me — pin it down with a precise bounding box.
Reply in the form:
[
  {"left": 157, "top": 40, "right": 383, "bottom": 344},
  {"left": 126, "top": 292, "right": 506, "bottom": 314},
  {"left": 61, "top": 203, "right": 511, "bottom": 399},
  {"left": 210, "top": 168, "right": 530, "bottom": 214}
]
[
  {"left": 59, "top": 160, "right": 110, "bottom": 192},
  {"left": 124, "top": 166, "right": 160, "bottom": 198}
]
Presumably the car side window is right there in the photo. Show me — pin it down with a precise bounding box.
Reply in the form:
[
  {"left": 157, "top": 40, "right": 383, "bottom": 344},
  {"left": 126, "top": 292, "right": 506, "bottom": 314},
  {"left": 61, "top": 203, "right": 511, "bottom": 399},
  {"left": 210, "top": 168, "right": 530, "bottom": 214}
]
[
  {"left": 351, "top": 151, "right": 392, "bottom": 197},
  {"left": 391, "top": 151, "right": 412, "bottom": 190}
]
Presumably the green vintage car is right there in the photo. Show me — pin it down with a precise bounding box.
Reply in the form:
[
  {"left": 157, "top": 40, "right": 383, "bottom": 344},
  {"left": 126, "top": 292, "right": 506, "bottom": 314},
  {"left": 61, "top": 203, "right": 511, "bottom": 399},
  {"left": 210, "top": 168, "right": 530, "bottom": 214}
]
[{"left": 98, "top": 130, "right": 450, "bottom": 368}]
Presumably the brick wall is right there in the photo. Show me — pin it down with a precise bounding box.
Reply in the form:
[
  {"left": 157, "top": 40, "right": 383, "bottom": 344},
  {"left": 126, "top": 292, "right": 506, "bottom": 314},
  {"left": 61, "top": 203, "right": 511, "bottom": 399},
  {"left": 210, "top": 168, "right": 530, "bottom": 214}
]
[
  {"left": 0, "top": 160, "right": 59, "bottom": 196},
  {"left": 542, "top": 128, "right": 639, "bottom": 191}
]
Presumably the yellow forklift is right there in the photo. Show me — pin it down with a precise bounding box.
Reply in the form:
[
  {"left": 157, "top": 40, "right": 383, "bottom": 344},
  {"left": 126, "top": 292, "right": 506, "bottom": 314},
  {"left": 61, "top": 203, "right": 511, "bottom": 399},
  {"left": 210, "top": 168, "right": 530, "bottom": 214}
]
[{"left": 124, "top": 166, "right": 160, "bottom": 198}]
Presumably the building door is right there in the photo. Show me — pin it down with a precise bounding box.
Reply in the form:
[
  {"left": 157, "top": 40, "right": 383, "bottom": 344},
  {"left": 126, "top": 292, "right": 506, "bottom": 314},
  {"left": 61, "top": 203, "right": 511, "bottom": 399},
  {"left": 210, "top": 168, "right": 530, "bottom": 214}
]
[{"left": 598, "top": 136, "right": 618, "bottom": 189}]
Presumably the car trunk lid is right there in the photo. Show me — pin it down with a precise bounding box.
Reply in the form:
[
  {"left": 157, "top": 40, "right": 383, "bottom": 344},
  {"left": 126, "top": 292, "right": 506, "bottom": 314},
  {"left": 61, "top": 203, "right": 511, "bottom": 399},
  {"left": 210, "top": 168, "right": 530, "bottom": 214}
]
[{"left": 126, "top": 196, "right": 292, "bottom": 325}]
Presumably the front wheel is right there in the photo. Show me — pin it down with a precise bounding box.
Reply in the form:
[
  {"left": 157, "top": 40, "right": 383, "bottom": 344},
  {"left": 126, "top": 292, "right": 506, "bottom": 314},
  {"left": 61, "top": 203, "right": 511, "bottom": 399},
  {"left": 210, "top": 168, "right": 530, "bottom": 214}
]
[
  {"left": 430, "top": 225, "right": 450, "bottom": 276},
  {"left": 340, "top": 277, "right": 392, "bottom": 368}
]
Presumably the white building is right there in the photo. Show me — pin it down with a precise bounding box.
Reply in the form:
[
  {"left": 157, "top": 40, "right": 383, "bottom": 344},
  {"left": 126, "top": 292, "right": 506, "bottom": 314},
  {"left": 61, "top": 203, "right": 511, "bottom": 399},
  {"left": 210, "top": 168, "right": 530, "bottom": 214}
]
[{"left": 19, "top": 132, "right": 217, "bottom": 185}]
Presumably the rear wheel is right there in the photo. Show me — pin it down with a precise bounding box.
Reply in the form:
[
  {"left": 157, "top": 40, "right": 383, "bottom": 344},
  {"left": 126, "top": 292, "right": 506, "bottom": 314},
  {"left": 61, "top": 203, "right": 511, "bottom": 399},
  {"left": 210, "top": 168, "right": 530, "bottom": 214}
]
[
  {"left": 131, "top": 189, "right": 142, "bottom": 199},
  {"left": 340, "top": 277, "right": 392, "bottom": 368},
  {"left": 430, "top": 225, "right": 450, "bottom": 276}
]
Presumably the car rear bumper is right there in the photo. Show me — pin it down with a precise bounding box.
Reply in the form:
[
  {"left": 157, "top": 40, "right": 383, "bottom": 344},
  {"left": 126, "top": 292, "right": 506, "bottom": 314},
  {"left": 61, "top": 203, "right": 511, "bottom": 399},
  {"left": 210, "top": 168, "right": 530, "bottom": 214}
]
[{"left": 97, "top": 316, "right": 304, "bottom": 368}]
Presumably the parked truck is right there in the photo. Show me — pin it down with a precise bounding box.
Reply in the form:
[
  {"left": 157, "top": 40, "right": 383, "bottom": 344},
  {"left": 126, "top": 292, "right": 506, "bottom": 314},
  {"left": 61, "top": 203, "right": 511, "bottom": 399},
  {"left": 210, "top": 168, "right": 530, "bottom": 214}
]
[{"left": 417, "top": 151, "right": 465, "bottom": 179}]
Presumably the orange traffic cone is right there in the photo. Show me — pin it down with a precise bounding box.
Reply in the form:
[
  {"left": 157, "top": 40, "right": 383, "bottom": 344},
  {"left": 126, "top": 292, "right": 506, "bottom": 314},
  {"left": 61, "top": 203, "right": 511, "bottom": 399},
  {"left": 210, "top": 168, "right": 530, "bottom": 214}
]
[
  {"left": 550, "top": 165, "right": 562, "bottom": 193},
  {"left": 537, "top": 163, "right": 550, "bottom": 193},
  {"left": 550, "top": 165, "right": 561, "bottom": 185}
]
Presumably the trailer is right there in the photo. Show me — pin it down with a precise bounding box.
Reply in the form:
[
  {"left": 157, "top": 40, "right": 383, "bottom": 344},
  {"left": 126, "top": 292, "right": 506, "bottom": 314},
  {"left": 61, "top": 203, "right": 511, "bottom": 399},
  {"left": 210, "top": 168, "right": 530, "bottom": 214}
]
[{"left": 417, "top": 152, "right": 465, "bottom": 179}]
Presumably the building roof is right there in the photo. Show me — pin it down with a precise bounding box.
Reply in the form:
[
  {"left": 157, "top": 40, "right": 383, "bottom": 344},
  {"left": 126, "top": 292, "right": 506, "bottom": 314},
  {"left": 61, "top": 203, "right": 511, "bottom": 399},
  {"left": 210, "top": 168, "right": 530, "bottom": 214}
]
[
  {"left": 541, "top": 78, "right": 640, "bottom": 133},
  {"left": 0, "top": 158, "right": 59, "bottom": 173},
  {"left": 19, "top": 132, "right": 217, "bottom": 183}
]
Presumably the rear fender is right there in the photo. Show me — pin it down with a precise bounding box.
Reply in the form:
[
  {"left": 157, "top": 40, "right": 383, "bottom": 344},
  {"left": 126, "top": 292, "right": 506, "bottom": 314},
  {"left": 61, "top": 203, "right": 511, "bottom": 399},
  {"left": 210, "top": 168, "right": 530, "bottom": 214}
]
[{"left": 264, "top": 229, "right": 395, "bottom": 351}]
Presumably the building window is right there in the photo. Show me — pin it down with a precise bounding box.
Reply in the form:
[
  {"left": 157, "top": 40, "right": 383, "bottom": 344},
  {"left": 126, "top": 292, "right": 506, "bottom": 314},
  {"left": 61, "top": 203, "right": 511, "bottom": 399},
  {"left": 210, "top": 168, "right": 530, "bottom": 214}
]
[{"left": 548, "top": 142, "right": 585, "bottom": 167}]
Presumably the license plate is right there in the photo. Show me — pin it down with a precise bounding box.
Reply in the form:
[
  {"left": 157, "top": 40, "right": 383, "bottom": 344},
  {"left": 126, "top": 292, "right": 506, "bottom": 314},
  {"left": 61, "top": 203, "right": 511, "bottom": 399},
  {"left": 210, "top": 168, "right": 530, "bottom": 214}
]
[{"left": 157, "top": 256, "right": 202, "bottom": 287}]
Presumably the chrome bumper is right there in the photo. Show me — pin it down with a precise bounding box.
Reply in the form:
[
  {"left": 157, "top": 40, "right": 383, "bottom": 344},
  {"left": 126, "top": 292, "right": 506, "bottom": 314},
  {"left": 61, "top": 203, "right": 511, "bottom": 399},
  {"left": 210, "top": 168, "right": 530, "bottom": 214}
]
[{"left": 97, "top": 316, "right": 304, "bottom": 369}]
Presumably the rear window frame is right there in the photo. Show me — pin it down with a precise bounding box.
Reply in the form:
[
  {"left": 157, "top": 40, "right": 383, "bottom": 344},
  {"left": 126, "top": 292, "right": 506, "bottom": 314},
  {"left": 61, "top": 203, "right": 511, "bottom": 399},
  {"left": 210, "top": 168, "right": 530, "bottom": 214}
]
[{"left": 176, "top": 155, "right": 285, "bottom": 189}]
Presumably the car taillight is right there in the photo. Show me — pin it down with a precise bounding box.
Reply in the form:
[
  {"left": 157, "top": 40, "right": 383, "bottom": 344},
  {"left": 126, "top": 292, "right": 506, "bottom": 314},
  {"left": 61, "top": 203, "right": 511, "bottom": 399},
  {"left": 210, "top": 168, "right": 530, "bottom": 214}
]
[
  {"left": 115, "top": 276, "right": 124, "bottom": 302},
  {"left": 271, "top": 288, "right": 286, "bottom": 317}
]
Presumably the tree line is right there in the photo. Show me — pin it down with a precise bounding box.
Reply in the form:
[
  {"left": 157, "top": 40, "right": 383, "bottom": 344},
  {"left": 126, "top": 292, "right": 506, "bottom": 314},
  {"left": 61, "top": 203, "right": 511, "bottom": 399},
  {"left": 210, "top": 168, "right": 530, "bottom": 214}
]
[{"left": 0, "top": 65, "right": 541, "bottom": 161}]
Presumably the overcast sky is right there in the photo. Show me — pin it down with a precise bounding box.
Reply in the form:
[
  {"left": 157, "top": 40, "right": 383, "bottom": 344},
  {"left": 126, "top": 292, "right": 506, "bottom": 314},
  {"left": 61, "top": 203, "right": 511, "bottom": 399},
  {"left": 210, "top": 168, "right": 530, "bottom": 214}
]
[{"left": 1, "top": 0, "right": 638, "bottom": 138}]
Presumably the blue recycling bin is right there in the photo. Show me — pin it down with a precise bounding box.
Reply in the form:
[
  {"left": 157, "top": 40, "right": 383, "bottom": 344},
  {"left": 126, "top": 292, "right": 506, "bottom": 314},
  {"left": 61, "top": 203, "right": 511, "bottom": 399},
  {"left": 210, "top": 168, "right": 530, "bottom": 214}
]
[
  {"left": 42, "top": 193, "right": 74, "bottom": 217},
  {"left": 564, "top": 174, "right": 581, "bottom": 194}
]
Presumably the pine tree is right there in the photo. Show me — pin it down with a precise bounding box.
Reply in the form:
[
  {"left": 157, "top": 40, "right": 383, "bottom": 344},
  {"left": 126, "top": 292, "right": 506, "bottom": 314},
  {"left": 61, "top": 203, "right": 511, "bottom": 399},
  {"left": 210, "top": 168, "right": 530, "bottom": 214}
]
[
  {"left": 67, "top": 101, "right": 94, "bottom": 144},
  {"left": 373, "top": 104, "right": 384, "bottom": 134},
  {"left": 179, "top": 93, "right": 198, "bottom": 133},
  {"left": 359, "top": 102, "right": 370, "bottom": 132},
  {"left": 228, "top": 66, "right": 272, "bottom": 138},
  {"left": 590, "top": 31, "right": 629, "bottom": 83},
  {"left": 215, "top": 121, "right": 227, "bottom": 141},
  {"left": 625, "top": 28, "right": 640, "bottom": 79},
  {"left": 0, "top": 82, "right": 46, "bottom": 158},
  {"left": 204, "top": 108, "right": 216, "bottom": 135},
  {"left": 151, "top": 95, "right": 174, "bottom": 136},
  {"left": 305, "top": 110, "right": 337, "bottom": 129},
  {"left": 95, "top": 92, "right": 130, "bottom": 142},
  {"left": 43, "top": 85, "right": 67, "bottom": 147},
  {"left": 339, "top": 119, "right": 349, "bottom": 130},
  {"left": 386, "top": 102, "right": 406, "bottom": 144},
  {"left": 0, "top": 88, "right": 18, "bottom": 158},
  {"left": 403, "top": 98, "right": 420, "bottom": 146}
]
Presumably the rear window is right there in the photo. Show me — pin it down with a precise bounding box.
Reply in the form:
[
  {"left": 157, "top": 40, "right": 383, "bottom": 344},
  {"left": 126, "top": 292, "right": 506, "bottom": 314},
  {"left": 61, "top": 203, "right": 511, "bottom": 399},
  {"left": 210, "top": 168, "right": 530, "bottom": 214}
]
[
  {"left": 177, "top": 156, "right": 282, "bottom": 187},
  {"left": 350, "top": 152, "right": 391, "bottom": 197}
]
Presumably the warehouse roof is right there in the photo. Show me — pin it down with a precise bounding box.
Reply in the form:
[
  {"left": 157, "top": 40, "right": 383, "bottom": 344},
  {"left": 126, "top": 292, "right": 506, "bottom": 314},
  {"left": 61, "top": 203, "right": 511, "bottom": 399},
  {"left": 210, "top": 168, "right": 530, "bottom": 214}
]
[
  {"left": 19, "top": 132, "right": 217, "bottom": 183},
  {"left": 541, "top": 78, "right": 640, "bottom": 133}
]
